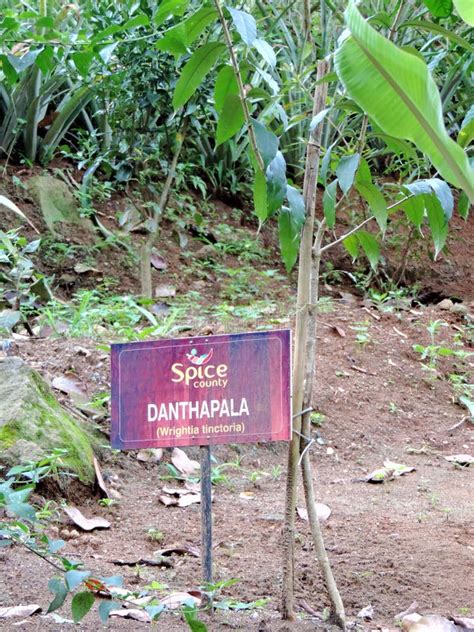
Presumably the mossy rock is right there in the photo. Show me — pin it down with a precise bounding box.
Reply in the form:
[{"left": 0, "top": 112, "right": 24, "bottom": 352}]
[
  {"left": 27, "top": 175, "right": 94, "bottom": 237},
  {"left": 0, "top": 357, "right": 99, "bottom": 485}
]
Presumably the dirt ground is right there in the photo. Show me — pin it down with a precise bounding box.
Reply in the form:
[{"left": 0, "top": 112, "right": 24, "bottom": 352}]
[{"left": 0, "top": 172, "right": 473, "bottom": 631}]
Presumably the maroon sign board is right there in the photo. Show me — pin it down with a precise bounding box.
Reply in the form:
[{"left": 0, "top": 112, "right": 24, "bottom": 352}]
[{"left": 111, "top": 329, "right": 291, "bottom": 449}]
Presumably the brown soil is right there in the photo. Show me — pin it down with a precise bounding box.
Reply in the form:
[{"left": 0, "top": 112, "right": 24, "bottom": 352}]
[{"left": 0, "top": 169, "right": 473, "bottom": 631}]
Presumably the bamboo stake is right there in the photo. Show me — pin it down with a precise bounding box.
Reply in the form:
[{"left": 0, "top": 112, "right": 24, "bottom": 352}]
[{"left": 281, "top": 59, "right": 329, "bottom": 621}]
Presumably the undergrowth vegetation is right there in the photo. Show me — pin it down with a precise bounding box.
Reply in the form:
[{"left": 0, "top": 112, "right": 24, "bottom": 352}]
[{"left": 0, "top": 0, "right": 473, "bottom": 627}]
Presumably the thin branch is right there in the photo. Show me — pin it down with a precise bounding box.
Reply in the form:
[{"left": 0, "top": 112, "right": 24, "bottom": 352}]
[
  {"left": 320, "top": 195, "right": 414, "bottom": 254},
  {"left": 213, "top": 0, "right": 265, "bottom": 172}
]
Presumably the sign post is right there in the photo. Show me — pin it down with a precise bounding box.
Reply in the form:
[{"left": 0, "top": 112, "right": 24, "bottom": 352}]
[
  {"left": 111, "top": 330, "right": 291, "bottom": 584},
  {"left": 200, "top": 446, "right": 213, "bottom": 584}
]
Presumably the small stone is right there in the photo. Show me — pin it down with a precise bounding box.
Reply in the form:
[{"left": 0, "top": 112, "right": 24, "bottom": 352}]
[{"left": 437, "top": 298, "right": 453, "bottom": 310}]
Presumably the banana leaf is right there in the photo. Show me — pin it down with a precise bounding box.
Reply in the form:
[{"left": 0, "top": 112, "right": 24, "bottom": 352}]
[{"left": 335, "top": 2, "right": 474, "bottom": 202}]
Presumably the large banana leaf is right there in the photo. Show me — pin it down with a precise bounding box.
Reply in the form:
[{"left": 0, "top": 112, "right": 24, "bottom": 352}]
[
  {"left": 335, "top": 3, "right": 474, "bottom": 202},
  {"left": 453, "top": 0, "right": 474, "bottom": 26}
]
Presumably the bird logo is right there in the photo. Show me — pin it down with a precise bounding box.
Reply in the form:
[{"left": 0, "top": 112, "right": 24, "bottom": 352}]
[{"left": 185, "top": 348, "right": 214, "bottom": 366}]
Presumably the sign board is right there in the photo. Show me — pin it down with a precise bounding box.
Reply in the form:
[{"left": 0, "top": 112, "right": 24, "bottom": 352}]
[{"left": 111, "top": 330, "right": 291, "bottom": 449}]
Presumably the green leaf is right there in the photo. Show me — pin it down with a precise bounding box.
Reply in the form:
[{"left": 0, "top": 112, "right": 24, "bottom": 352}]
[
  {"left": 7, "top": 502, "right": 36, "bottom": 521},
  {"left": 155, "top": 24, "right": 187, "bottom": 56},
  {"left": 35, "top": 46, "right": 54, "bottom": 74},
  {"left": 185, "top": 7, "right": 217, "bottom": 43},
  {"left": 227, "top": 7, "right": 257, "bottom": 45},
  {"left": 253, "top": 167, "right": 268, "bottom": 222},
  {"left": 252, "top": 120, "right": 278, "bottom": 169},
  {"left": 154, "top": 0, "right": 189, "bottom": 26},
  {"left": 399, "top": 20, "right": 473, "bottom": 53},
  {"left": 458, "top": 191, "right": 470, "bottom": 219},
  {"left": 156, "top": 7, "right": 217, "bottom": 57},
  {"left": 266, "top": 151, "right": 287, "bottom": 214},
  {"left": 356, "top": 182, "right": 387, "bottom": 232},
  {"left": 422, "top": 0, "right": 453, "bottom": 18},
  {"left": 320, "top": 142, "right": 335, "bottom": 185},
  {"left": 453, "top": 0, "right": 474, "bottom": 25},
  {"left": 47, "top": 579, "right": 68, "bottom": 613},
  {"left": 71, "top": 591, "right": 95, "bottom": 623},
  {"left": 216, "top": 94, "right": 244, "bottom": 146},
  {"left": 123, "top": 14, "right": 150, "bottom": 30},
  {"left": 357, "top": 230, "right": 380, "bottom": 270},
  {"left": 286, "top": 185, "right": 305, "bottom": 230},
  {"left": 335, "top": 3, "right": 474, "bottom": 202},
  {"left": 309, "top": 108, "right": 331, "bottom": 132},
  {"left": 172, "top": 42, "right": 226, "bottom": 109},
  {"left": 65, "top": 569, "right": 91, "bottom": 591},
  {"left": 336, "top": 153, "right": 360, "bottom": 195},
  {"left": 458, "top": 105, "right": 474, "bottom": 148},
  {"left": 343, "top": 234, "right": 359, "bottom": 259},
  {"left": 405, "top": 178, "right": 453, "bottom": 219},
  {"left": 145, "top": 605, "right": 165, "bottom": 621},
  {"left": 426, "top": 194, "right": 448, "bottom": 258},
  {"left": 72, "top": 51, "right": 95, "bottom": 78},
  {"left": 401, "top": 195, "right": 425, "bottom": 228},
  {"left": 0, "top": 54, "right": 18, "bottom": 83},
  {"left": 48, "top": 539, "right": 65, "bottom": 553},
  {"left": 41, "top": 86, "right": 94, "bottom": 160},
  {"left": 279, "top": 208, "right": 300, "bottom": 273},
  {"left": 36, "top": 16, "right": 55, "bottom": 28},
  {"left": 323, "top": 180, "right": 338, "bottom": 228},
  {"left": 253, "top": 39, "right": 276, "bottom": 67},
  {"left": 183, "top": 605, "right": 208, "bottom": 632},
  {"left": 214, "top": 65, "right": 238, "bottom": 112},
  {"left": 98, "top": 600, "right": 121, "bottom": 623}
]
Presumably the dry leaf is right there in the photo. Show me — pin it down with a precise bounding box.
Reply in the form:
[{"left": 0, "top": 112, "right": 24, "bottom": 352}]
[
  {"left": 161, "top": 486, "right": 192, "bottom": 496},
  {"left": 157, "top": 545, "right": 200, "bottom": 558},
  {"left": 110, "top": 609, "right": 151, "bottom": 622},
  {"left": 184, "top": 481, "right": 200, "bottom": 493},
  {"left": 395, "top": 602, "right": 419, "bottom": 621},
  {"left": 137, "top": 448, "right": 163, "bottom": 463},
  {"left": 112, "top": 557, "right": 173, "bottom": 569},
  {"left": 74, "top": 263, "right": 99, "bottom": 274},
  {"left": 159, "top": 592, "right": 201, "bottom": 610},
  {"left": 332, "top": 325, "right": 346, "bottom": 337},
  {"left": 171, "top": 448, "right": 200, "bottom": 476},
  {"left": 444, "top": 454, "right": 473, "bottom": 466},
  {"left": 52, "top": 375, "right": 85, "bottom": 397},
  {"left": 159, "top": 494, "right": 178, "bottom": 506},
  {"left": 451, "top": 617, "right": 474, "bottom": 628},
  {"left": 63, "top": 506, "right": 110, "bottom": 531},
  {"left": 150, "top": 252, "right": 167, "bottom": 270},
  {"left": 0, "top": 605, "right": 41, "bottom": 619},
  {"left": 297, "top": 503, "right": 331, "bottom": 522},
  {"left": 402, "top": 615, "right": 458, "bottom": 632},
  {"left": 177, "top": 493, "right": 201, "bottom": 507},
  {"left": 357, "top": 604, "right": 374, "bottom": 620},
  {"left": 239, "top": 491, "right": 255, "bottom": 500},
  {"left": 93, "top": 456, "right": 109, "bottom": 498},
  {"left": 365, "top": 461, "right": 415, "bottom": 483},
  {"left": 155, "top": 284, "right": 176, "bottom": 298}
]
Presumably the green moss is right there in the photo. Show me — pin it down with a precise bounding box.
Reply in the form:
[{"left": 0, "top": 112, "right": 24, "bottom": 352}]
[
  {"left": 1, "top": 364, "right": 98, "bottom": 485},
  {"left": 0, "top": 421, "right": 21, "bottom": 448}
]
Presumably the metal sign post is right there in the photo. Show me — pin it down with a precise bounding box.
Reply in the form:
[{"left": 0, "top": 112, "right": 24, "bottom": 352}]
[{"left": 200, "top": 445, "right": 213, "bottom": 584}]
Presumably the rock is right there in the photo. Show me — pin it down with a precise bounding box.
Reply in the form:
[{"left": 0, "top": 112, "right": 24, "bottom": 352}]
[
  {"left": 450, "top": 303, "right": 468, "bottom": 315},
  {"left": 26, "top": 175, "right": 94, "bottom": 237},
  {"left": 437, "top": 298, "right": 453, "bottom": 310},
  {"left": 194, "top": 245, "right": 216, "bottom": 260},
  {"left": 0, "top": 357, "right": 98, "bottom": 485}
]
